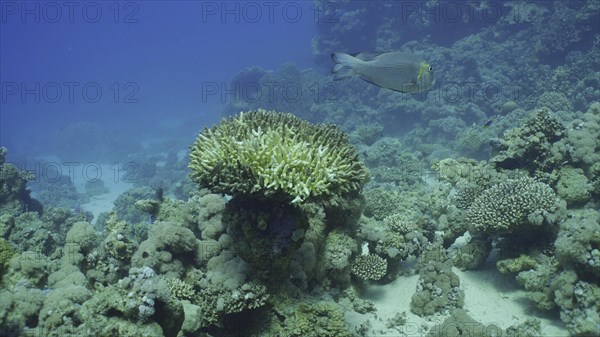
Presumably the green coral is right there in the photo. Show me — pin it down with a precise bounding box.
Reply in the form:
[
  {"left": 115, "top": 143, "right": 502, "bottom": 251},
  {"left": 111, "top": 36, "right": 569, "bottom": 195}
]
[
  {"left": 553, "top": 271, "right": 600, "bottom": 337},
  {"left": 501, "top": 100, "right": 519, "bottom": 115},
  {"left": 450, "top": 235, "right": 492, "bottom": 271},
  {"left": 323, "top": 230, "right": 357, "bottom": 283},
  {"left": 566, "top": 103, "right": 600, "bottom": 166},
  {"left": 165, "top": 278, "right": 194, "bottom": 301},
  {"left": 410, "top": 262, "right": 464, "bottom": 317},
  {"left": 113, "top": 186, "right": 157, "bottom": 224},
  {"left": 591, "top": 161, "right": 600, "bottom": 198},
  {"left": 431, "top": 158, "right": 472, "bottom": 185},
  {"left": 189, "top": 109, "right": 369, "bottom": 203},
  {"left": 283, "top": 301, "right": 352, "bottom": 337},
  {"left": 492, "top": 108, "right": 566, "bottom": 173},
  {"left": 454, "top": 181, "right": 485, "bottom": 210},
  {"left": 467, "top": 177, "right": 559, "bottom": 234},
  {"left": 0, "top": 147, "right": 40, "bottom": 215},
  {"left": 350, "top": 254, "right": 387, "bottom": 281},
  {"left": 0, "top": 238, "right": 15, "bottom": 278},
  {"left": 515, "top": 254, "right": 559, "bottom": 310},
  {"left": 555, "top": 166, "right": 592, "bottom": 206},
  {"left": 411, "top": 247, "right": 463, "bottom": 317},
  {"left": 195, "top": 264, "right": 269, "bottom": 327},
  {"left": 497, "top": 254, "right": 538, "bottom": 274},
  {"left": 376, "top": 212, "right": 428, "bottom": 261},
  {"left": 537, "top": 91, "right": 573, "bottom": 112},
  {"left": 454, "top": 127, "right": 488, "bottom": 155},
  {"left": 363, "top": 188, "right": 403, "bottom": 220},
  {"left": 554, "top": 208, "right": 600, "bottom": 278},
  {"left": 382, "top": 211, "right": 420, "bottom": 233}
]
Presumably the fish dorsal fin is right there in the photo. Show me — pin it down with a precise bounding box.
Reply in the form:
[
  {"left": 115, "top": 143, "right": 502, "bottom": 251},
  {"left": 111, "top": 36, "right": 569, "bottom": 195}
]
[
  {"left": 374, "top": 52, "right": 424, "bottom": 64},
  {"left": 352, "top": 52, "right": 382, "bottom": 61}
]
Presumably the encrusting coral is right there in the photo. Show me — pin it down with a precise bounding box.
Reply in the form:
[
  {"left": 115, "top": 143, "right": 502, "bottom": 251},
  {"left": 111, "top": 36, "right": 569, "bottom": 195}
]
[{"left": 189, "top": 109, "right": 369, "bottom": 204}]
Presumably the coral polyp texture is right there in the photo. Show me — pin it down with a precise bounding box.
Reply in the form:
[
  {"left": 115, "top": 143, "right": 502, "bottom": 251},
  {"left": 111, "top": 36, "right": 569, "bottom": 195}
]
[
  {"left": 467, "top": 177, "right": 559, "bottom": 234},
  {"left": 189, "top": 109, "right": 369, "bottom": 203},
  {"left": 350, "top": 254, "right": 387, "bottom": 281}
]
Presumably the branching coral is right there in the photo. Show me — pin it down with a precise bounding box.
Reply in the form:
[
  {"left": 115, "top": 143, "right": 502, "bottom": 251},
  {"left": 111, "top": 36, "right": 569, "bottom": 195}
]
[
  {"left": 467, "top": 177, "right": 559, "bottom": 234},
  {"left": 350, "top": 254, "right": 387, "bottom": 281},
  {"left": 189, "top": 109, "right": 369, "bottom": 203}
]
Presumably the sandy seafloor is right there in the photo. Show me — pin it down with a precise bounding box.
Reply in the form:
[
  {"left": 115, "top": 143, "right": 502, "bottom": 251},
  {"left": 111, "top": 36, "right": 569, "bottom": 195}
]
[
  {"left": 346, "top": 263, "right": 569, "bottom": 336},
  {"left": 74, "top": 163, "right": 133, "bottom": 223}
]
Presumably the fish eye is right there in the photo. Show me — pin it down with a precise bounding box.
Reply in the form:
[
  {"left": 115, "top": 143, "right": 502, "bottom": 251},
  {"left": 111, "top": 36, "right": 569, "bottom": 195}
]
[{"left": 428, "top": 66, "right": 433, "bottom": 71}]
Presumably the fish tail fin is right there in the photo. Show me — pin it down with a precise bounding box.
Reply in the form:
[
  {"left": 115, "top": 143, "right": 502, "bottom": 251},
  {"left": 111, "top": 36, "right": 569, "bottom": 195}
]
[{"left": 331, "top": 52, "right": 359, "bottom": 80}]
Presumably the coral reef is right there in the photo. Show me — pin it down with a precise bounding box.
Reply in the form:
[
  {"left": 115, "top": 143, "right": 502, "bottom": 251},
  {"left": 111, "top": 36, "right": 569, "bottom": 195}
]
[
  {"left": 555, "top": 166, "right": 593, "bottom": 206},
  {"left": 554, "top": 209, "right": 600, "bottom": 278},
  {"left": 491, "top": 109, "right": 566, "bottom": 174},
  {"left": 275, "top": 301, "right": 353, "bottom": 337},
  {"left": 411, "top": 247, "right": 464, "bottom": 317},
  {"left": 113, "top": 186, "right": 157, "bottom": 224},
  {"left": 189, "top": 109, "right": 369, "bottom": 204},
  {"left": 350, "top": 254, "right": 387, "bottom": 281},
  {"left": 0, "top": 147, "right": 41, "bottom": 215},
  {"left": 0, "top": 238, "right": 15, "bottom": 278},
  {"left": 28, "top": 173, "right": 87, "bottom": 210},
  {"left": 467, "top": 177, "right": 561, "bottom": 235}
]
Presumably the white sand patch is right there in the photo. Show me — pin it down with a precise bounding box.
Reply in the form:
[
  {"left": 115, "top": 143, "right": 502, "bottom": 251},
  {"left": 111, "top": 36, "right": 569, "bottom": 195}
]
[
  {"left": 458, "top": 265, "right": 569, "bottom": 337},
  {"left": 71, "top": 163, "right": 133, "bottom": 222},
  {"left": 345, "top": 263, "right": 569, "bottom": 336}
]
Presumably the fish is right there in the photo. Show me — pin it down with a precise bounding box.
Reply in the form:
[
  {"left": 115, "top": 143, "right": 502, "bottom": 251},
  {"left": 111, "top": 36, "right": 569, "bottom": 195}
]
[
  {"left": 483, "top": 119, "right": 493, "bottom": 128},
  {"left": 331, "top": 51, "right": 435, "bottom": 93}
]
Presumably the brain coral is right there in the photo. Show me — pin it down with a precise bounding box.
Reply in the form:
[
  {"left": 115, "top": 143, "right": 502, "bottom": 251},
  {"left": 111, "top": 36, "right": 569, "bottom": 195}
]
[
  {"left": 467, "top": 177, "right": 558, "bottom": 234},
  {"left": 189, "top": 109, "right": 369, "bottom": 203}
]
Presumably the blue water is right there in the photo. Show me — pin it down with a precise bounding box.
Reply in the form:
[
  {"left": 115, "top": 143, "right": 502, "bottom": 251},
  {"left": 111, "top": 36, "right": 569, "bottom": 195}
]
[{"left": 1, "top": 1, "right": 316, "bottom": 157}]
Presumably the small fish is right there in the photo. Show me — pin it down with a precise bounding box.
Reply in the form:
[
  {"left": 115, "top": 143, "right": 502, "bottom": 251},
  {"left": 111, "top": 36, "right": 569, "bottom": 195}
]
[
  {"left": 483, "top": 119, "right": 493, "bottom": 128},
  {"left": 331, "top": 51, "right": 435, "bottom": 93}
]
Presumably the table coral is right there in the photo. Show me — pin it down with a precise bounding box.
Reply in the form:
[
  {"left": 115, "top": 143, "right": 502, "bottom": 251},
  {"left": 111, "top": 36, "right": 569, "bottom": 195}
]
[{"left": 189, "top": 109, "right": 369, "bottom": 204}]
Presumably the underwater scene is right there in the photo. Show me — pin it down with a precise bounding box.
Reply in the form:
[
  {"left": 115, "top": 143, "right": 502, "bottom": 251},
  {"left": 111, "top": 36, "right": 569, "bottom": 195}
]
[{"left": 1, "top": 1, "right": 599, "bottom": 336}]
